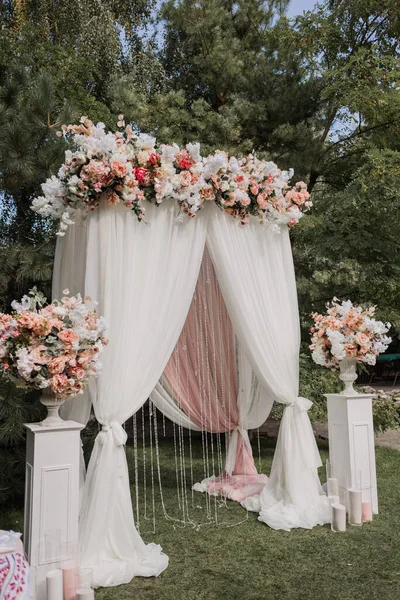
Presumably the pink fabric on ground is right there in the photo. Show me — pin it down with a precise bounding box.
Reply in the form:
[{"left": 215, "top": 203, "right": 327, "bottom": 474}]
[{"left": 164, "top": 248, "right": 266, "bottom": 499}]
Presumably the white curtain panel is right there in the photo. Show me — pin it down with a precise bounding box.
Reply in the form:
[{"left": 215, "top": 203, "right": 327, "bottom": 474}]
[
  {"left": 224, "top": 342, "right": 273, "bottom": 475},
  {"left": 53, "top": 212, "right": 92, "bottom": 426},
  {"left": 77, "top": 201, "right": 208, "bottom": 587},
  {"left": 206, "top": 205, "right": 330, "bottom": 531}
]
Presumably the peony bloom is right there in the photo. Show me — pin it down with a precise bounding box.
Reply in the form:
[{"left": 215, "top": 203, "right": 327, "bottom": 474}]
[{"left": 134, "top": 167, "right": 150, "bottom": 185}]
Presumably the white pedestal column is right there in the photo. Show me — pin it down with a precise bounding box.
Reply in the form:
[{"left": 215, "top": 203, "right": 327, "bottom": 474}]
[
  {"left": 326, "top": 393, "right": 378, "bottom": 514},
  {"left": 24, "top": 421, "right": 84, "bottom": 599}
]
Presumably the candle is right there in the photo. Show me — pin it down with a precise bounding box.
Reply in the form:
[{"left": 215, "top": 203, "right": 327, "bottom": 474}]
[
  {"left": 46, "top": 569, "right": 63, "bottom": 600},
  {"left": 331, "top": 503, "right": 346, "bottom": 532},
  {"left": 328, "top": 495, "right": 340, "bottom": 506},
  {"left": 362, "top": 501, "right": 373, "bottom": 522},
  {"left": 348, "top": 489, "right": 362, "bottom": 525},
  {"left": 62, "top": 567, "right": 77, "bottom": 600},
  {"left": 77, "top": 589, "right": 95, "bottom": 600},
  {"left": 327, "top": 477, "right": 339, "bottom": 497}
]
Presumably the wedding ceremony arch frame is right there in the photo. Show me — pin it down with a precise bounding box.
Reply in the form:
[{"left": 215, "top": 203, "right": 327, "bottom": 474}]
[{"left": 54, "top": 201, "right": 329, "bottom": 588}]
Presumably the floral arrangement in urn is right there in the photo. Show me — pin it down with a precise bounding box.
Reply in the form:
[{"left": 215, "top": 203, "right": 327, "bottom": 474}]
[
  {"left": 310, "top": 298, "right": 391, "bottom": 394},
  {"left": 31, "top": 116, "right": 311, "bottom": 235},
  {"left": 0, "top": 288, "right": 107, "bottom": 425}
]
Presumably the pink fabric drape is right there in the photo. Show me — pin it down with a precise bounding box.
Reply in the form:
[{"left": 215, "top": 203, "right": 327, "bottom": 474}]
[{"left": 163, "top": 248, "right": 267, "bottom": 501}]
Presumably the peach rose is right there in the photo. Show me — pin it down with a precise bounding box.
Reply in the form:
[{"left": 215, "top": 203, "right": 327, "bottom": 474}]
[
  {"left": 179, "top": 171, "right": 192, "bottom": 187},
  {"left": 18, "top": 312, "right": 37, "bottom": 330},
  {"left": 344, "top": 343, "right": 358, "bottom": 357},
  {"left": 105, "top": 191, "right": 120, "bottom": 205},
  {"left": 111, "top": 161, "right": 127, "bottom": 179},
  {"left": 58, "top": 329, "right": 79, "bottom": 346},
  {"left": 77, "top": 351, "right": 92, "bottom": 368},
  {"left": 50, "top": 374, "right": 69, "bottom": 395},
  {"left": 32, "top": 317, "right": 52, "bottom": 337},
  {"left": 48, "top": 356, "right": 67, "bottom": 375},
  {"left": 354, "top": 332, "right": 371, "bottom": 348},
  {"left": 200, "top": 188, "right": 215, "bottom": 201}
]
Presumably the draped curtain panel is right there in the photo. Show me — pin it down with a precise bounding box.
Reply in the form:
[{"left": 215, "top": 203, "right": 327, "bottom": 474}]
[
  {"left": 206, "top": 205, "right": 330, "bottom": 530},
  {"left": 53, "top": 211, "right": 92, "bottom": 426},
  {"left": 153, "top": 247, "right": 270, "bottom": 502},
  {"left": 56, "top": 202, "right": 208, "bottom": 587}
]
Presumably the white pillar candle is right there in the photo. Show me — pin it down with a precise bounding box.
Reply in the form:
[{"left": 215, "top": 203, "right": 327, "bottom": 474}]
[
  {"left": 348, "top": 489, "right": 362, "bottom": 525},
  {"left": 46, "top": 569, "right": 63, "bottom": 600},
  {"left": 327, "top": 477, "right": 339, "bottom": 497},
  {"left": 77, "top": 589, "right": 95, "bottom": 600},
  {"left": 331, "top": 503, "right": 346, "bottom": 532},
  {"left": 362, "top": 501, "right": 373, "bottom": 522}
]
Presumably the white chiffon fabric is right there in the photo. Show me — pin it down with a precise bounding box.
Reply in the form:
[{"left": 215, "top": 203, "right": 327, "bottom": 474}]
[
  {"left": 52, "top": 212, "right": 92, "bottom": 426},
  {"left": 62, "top": 202, "right": 208, "bottom": 587},
  {"left": 206, "top": 206, "right": 330, "bottom": 530}
]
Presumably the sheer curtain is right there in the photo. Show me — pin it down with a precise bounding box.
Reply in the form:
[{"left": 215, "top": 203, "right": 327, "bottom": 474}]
[
  {"left": 151, "top": 249, "right": 272, "bottom": 502},
  {"left": 77, "top": 201, "right": 208, "bottom": 587},
  {"left": 206, "top": 205, "right": 330, "bottom": 531},
  {"left": 52, "top": 211, "right": 92, "bottom": 426}
]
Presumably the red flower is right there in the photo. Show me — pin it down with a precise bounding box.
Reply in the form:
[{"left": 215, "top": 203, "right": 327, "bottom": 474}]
[
  {"left": 148, "top": 153, "right": 160, "bottom": 165},
  {"left": 177, "top": 158, "right": 193, "bottom": 170},
  {"left": 134, "top": 167, "right": 149, "bottom": 184}
]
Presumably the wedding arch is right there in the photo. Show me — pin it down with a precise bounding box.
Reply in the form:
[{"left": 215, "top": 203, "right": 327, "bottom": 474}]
[
  {"left": 41, "top": 119, "right": 329, "bottom": 588},
  {"left": 52, "top": 200, "right": 329, "bottom": 588}
]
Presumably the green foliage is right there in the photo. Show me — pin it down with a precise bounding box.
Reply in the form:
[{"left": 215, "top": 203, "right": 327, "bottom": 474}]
[
  {"left": 372, "top": 394, "right": 400, "bottom": 434},
  {"left": 0, "top": 379, "right": 44, "bottom": 506}
]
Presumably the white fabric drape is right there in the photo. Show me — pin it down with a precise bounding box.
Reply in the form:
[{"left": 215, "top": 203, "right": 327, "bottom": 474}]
[
  {"left": 206, "top": 206, "right": 330, "bottom": 530},
  {"left": 78, "top": 201, "right": 208, "bottom": 587},
  {"left": 224, "top": 343, "right": 273, "bottom": 474},
  {"left": 53, "top": 212, "right": 92, "bottom": 426}
]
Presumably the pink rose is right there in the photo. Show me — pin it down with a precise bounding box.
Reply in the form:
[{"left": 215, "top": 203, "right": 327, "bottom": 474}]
[
  {"left": 134, "top": 167, "right": 149, "bottom": 185},
  {"left": 68, "top": 366, "right": 85, "bottom": 379}
]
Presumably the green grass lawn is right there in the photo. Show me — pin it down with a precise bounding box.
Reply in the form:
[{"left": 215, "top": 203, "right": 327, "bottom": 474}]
[{"left": 2, "top": 436, "right": 400, "bottom": 600}]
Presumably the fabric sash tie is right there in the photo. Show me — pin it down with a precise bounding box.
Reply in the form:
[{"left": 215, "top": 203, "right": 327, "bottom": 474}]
[
  {"left": 225, "top": 424, "right": 252, "bottom": 476},
  {"left": 284, "top": 396, "right": 321, "bottom": 469},
  {"left": 99, "top": 421, "right": 128, "bottom": 446}
]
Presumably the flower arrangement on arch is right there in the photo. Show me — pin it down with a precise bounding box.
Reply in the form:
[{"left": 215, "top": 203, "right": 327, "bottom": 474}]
[
  {"left": 0, "top": 288, "right": 107, "bottom": 398},
  {"left": 310, "top": 298, "right": 391, "bottom": 370},
  {"left": 31, "top": 116, "right": 312, "bottom": 235}
]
